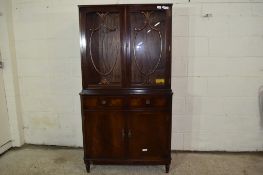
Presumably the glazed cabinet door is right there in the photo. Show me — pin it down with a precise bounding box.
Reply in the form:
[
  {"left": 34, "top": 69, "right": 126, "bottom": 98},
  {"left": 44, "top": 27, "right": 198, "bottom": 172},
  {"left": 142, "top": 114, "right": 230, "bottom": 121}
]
[
  {"left": 128, "top": 5, "right": 172, "bottom": 88},
  {"left": 127, "top": 111, "right": 170, "bottom": 160},
  {"left": 80, "top": 7, "right": 124, "bottom": 88},
  {"left": 83, "top": 111, "right": 125, "bottom": 159}
]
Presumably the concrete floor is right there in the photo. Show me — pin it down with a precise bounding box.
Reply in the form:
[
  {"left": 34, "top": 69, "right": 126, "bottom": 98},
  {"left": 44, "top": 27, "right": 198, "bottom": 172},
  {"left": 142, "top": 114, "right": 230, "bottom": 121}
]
[{"left": 0, "top": 145, "right": 263, "bottom": 175}]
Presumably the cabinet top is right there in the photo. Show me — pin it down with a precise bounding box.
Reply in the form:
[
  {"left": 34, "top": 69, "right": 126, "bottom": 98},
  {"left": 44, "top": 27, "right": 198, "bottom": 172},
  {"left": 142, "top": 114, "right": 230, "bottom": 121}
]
[
  {"left": 78, "top": 4, "right": 173, "bottom": 8},
  {"left": 80, "top": 89, "right": 173, "bottom": 95}
]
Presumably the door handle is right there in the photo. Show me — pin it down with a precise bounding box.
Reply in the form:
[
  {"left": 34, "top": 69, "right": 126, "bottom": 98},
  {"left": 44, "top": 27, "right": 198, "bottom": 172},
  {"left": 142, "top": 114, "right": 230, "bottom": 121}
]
[
  {"left": 122, "top": 129, "right": 125, "bottom": 138},
  {"left": 145, "top": 99, "right": 151, "bottom": 105},
  {"left": 128, "top": 130, "right": 132, "bottom": 138},
  {"left": 122, "top": 129, "right": 132, "bottom": 138},
  {"left": 101, "top": 100, "right": 107, "bottom": 105}
]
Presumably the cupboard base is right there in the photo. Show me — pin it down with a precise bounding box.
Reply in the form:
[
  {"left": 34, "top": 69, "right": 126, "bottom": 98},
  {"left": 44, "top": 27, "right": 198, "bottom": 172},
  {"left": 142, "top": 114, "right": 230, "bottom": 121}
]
[{"left": 84, "top": 158, "right": 171, "bottom": 173}]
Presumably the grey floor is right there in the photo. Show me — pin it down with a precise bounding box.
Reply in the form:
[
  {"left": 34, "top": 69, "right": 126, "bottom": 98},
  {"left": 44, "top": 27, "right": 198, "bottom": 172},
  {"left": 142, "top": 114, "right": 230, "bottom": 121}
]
[{"left": 0, "top": 145, "right": 263, "bottom": 175}]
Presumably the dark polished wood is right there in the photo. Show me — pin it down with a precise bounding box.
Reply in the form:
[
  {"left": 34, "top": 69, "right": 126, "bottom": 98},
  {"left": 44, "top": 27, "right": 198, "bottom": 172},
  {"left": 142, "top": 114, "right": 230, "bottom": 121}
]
[
  {"left": 79, "top": 4, "right": 173, "bottom": 173},
  {"left": 127, "top": 111, "right": 170, "bottom": 160}
]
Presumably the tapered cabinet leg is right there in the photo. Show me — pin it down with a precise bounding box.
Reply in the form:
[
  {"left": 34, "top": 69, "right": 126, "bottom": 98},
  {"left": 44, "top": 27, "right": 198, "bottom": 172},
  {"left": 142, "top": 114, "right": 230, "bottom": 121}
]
[
  {"left": 165, "top": 164, "right": 170, "bottom": 173},
  {"left": 85, "top": 162, "right": 90, "bottom": 173}
]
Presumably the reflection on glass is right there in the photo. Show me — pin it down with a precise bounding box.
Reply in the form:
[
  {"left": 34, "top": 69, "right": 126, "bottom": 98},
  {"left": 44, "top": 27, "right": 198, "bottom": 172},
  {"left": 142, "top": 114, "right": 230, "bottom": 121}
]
[
  {"left": 154, "top": 22, "right": 160, "bottom": 26},
  {"left": 147, "top": 22, "right": 160, "bottom": 34},
  {"left": 136, "top": 41, "right": 144, "bottom": 49}
]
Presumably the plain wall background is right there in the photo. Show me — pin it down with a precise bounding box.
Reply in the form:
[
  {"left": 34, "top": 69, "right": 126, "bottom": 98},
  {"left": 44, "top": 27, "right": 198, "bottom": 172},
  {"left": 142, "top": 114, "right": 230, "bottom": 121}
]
[{"left": 1, "top": 0, "right": 263, "bottom": 151}]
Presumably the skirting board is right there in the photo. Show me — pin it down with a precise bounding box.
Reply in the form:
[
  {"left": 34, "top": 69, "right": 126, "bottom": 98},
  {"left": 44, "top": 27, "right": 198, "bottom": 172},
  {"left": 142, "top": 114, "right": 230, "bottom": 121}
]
[{"left": 0, "top": 141, "right": 12, "bottom": 155}]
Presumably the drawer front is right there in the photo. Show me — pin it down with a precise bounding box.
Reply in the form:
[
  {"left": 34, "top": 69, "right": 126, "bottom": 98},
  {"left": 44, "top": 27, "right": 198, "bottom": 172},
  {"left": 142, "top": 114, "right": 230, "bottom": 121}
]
[
  {"left": 82, "top": 96, "right": 125, "bottom": 109},
  {"left": 128, "top": 95, "right": 170, "bottom": 108}
]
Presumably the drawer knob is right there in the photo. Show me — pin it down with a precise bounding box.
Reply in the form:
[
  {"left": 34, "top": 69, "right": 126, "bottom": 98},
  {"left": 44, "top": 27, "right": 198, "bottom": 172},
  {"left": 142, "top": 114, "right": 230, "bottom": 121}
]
[
  {"left": 101, "top": 100, "right": 107, "bottom": 105},
  {"left": 146, "top": 99, "right": 151, "bottom": 105}
]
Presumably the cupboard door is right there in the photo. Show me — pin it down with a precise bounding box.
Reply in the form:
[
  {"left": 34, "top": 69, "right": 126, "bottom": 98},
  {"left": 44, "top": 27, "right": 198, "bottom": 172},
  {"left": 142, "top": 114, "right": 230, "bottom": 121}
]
[
  {"left": 128, "top": 5, "right": 172, "bottom": 88},
  {"left": 83, "top": 111, "right": 125, "bottom": 159},
  {"left": 80, "top": 7, "right": 124, "bottom": 88},
  {"left": 128, "top": 111, "right": 170, "bottom": 160}
]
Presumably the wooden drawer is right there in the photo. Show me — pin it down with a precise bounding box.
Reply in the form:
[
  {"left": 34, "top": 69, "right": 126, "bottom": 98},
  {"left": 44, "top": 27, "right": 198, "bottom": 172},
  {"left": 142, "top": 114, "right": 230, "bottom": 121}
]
[
  {"left": 82, "top": 96, "right": 125, "bottom": 109},
  {"left": 128, "top": 95, "right": 170, "bottom": 108}
]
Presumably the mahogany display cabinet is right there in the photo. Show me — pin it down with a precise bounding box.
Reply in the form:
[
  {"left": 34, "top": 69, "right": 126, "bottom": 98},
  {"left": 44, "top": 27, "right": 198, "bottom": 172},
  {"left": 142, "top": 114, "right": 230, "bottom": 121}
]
[{"left": 79, "top": 4, "right": 173, "bottom": 173}]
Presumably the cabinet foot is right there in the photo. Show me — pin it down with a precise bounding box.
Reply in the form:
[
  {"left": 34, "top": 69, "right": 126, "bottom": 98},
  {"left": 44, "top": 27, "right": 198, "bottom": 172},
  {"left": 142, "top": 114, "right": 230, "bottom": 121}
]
[
  {"left": 165, "top": 164, "right": 170, "bottom": 173},
  {"left": 85, "top": 163, "right": 90, "bottom": 173}
]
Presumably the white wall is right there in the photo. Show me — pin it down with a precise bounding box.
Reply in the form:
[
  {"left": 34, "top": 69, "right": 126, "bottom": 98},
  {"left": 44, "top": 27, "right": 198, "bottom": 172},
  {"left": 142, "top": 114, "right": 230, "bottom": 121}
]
[
  {"left": 172, "top": 1, "right": 263, "bottom": 151},
  {"left": 10, "top": 0, "right": 263, "bottom": 151}
]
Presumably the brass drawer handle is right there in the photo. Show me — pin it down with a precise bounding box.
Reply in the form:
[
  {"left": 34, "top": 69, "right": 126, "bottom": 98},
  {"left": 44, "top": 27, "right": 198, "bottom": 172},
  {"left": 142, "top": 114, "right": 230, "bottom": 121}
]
[
  {"left": 101, "top": 100, "right": 107, "bottom": 105},
  {"left": 145, "top": 99, "right": 151, "bottom": 105}
]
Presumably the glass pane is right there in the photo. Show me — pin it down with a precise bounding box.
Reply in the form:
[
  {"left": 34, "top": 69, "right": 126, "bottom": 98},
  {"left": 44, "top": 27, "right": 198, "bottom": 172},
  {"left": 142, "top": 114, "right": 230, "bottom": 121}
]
[
  {"left": 86, "top": 12, "right": 121, "bottom": 86},
  {"left": 130, "top": 11, "right": 166, "bottom": 87}
]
